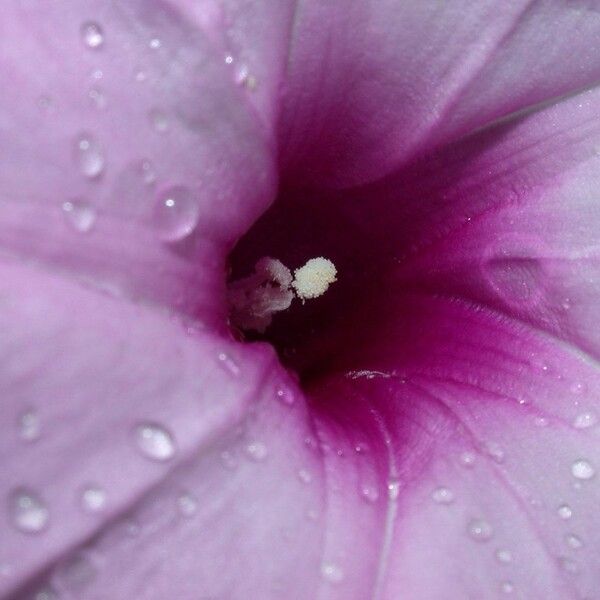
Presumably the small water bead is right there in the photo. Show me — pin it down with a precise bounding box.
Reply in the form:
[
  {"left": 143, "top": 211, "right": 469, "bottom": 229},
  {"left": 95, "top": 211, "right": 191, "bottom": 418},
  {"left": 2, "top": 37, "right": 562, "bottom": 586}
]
[
  {"left": 297, "top": 469, "right": 312, "bottom": 484},
  {"left": 571, "top": 459, "right": 595, "bottom": 480},
  {"left": 460, "top": 451, "right": 476, "bottom": 468},
  {"left": 219, "top": 450, "right": 238, "bottom": 470},
  {"left": 88, "top": 87, "right": 106, "bottom": 109},
  {"left": 467, "top": 518, "right": 494, "bottom": 542},
  {"left": 177, "top": 492, "right": 198, "bottom": 517},
  {"left": 534, "top": 416, "right": 549, "bottom": 428},
  {"left": 559, "top": 556, "right": 579, "bottom": 574},
  {"left": 217, "top": 352, "right": 240, "bottom": 376},
  {"left": 149, "top": 108, "right": 169, "bottom": 133},
  {"left": 80, "top": 486, "right": 107, "bottom": 513},
  {"left": 74, "top": 133, "right": 105, "bottom": 179},
  {"left": 134, "top": 423, "right": 176, "bottom": 462},
  {"left": 565, "top": 533, "right": 584, "bottom": 549},
  {"left": 558, "top": 504, "right": 573, "bottom": 520},
  {"left": 573, "top": 412, "right": 597, "bottom": 429},
  {"left": 9, "top": 488, "right": 49, "bottom": 534},
  {"left": 354, "top": 442, "right": 370, "bottom": 454},
  {"left": 320, "top": 562, "right": 344, "bottom": 584},
  {"left": 571, "top": 381, "right": 586, "bottom": 395},
  {"left": 360, "top": 485, "right": 379, "bottom": 504},
  {"left": 62, "top": 200, "right": 96, "bottom": 233},
  {"left": 495, "top": 549, "right": 513, "bottom": 564},
  {"left": 81, "top": 22, "right": 104, "bottom": 49},
  {"left": 152, "top": 186, "right": 200, "bottom": 242},
  {"left": 149, "top": 38, "right": 162, "bottom": 49},
  {"left": 54, "top": 554, "right": 96, "bottom": 593},
  {"left": 431, "top": 487, "right": 455, "bottom": 505},
  {"left": 387, "top": 479, "right": 401, "bottom": 501},
  {"left": 275, "top": 385, "right": 295, "bottom": 406},
  {"left": 484, "top": 442, "right": 505, "bottom": 464},
  {"left": 500, "top": 581, "right": 514, "bottom": 595},
  {"left": 245, "top": 441, "right": 268, "bottom": 462},
  {"left": 18, "top": 410, "right": 41, "bottom": 442}
]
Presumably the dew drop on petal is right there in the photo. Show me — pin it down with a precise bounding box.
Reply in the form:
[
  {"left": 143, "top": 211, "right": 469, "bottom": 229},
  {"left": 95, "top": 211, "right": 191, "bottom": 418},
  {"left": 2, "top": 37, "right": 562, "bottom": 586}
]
[
  {"left": 149, "top": 38, "right": 162, "bottom": 49},
  {"left": 387, "top": 479, "right": 401, "bottom": 501},
  {"left": 571, "top": 381, "right": 586, "bottom": 395},
  {"left": 80, "top": 486, "right": 107, "bottom": 513},
  {"left": 320, "top": 562, "right": 344, "bottom": 584},
  {"left": 459, "top": 451, "right": 476, "bottom": 468},
  {"left": 152, "top": 186, "right": 200, "bottom": 242},
  {"left": 245, "top": 441, "right": 268, "bottom": 462},
  {"left": 500, "top": 581, "right": 514, "bottom": 594},
  {"left": 431, "top": 486, "right": 455, "bottom": 505},
  {"left": 360, "top": 485, "right": 379, "bottom": 503},
  {"left": 81, "top": 22, "right": 104, "bottom": 49},
  {"left": 177, "top": 492, "right": 198, "bottom": 517},
  {"left": 573, "top": 412, "right": 597, "bottom": 429},
  {"left": 62, "top": 199, "right": 96, "bottom": 233},
  {"left": 495, "top": 549, "right": 513, "bottom": 564},
  {"left": 571, "top": 459, "right": 595, "bottom": 480},
  {"left": 565, "top": 533, "right": 584, "bottom": 549},
  {"left": 275, "top": 386, "right": 295, "bottom": 406},
  {"left": 9, "top": 488, "right": 49, "bottom": 534},
  {"left": 88, "top": 86, "right": 106, "bottom": 109},
  {"left": 74, "top": 133, "right": 105, "bottom": 179},
  {"left": 484, "top": 442, "right": 505, "bottom": 464},
  {"left": 216, "top": 352, "right": 240, "bottom": 376},
  {"left": 559, "top": 556, "right": 579, "bottom": 574},
  {"left": 148, "top": 108, "right": 169, "bottom": 133},
  {"left": 467, "top": 518, "right": 493, "bottom": 542},
  {"left": 134, "top": 423, "right": 176, "bottom": 462},
  {"left": 18, "top": 410, "right": 40, "bottom": 442},
  {"left": 297, "top": 469, "right": 312, "bottom": 484},
  {"left": 558, "top": 504, "right": 573, "bottom": 520}
]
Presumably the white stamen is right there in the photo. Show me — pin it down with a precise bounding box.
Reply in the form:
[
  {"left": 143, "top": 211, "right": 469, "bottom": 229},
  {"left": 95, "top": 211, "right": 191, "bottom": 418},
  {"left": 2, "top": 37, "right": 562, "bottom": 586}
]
[
  {"left": 292, "top": 257, "right": 337, "bottom": 301},
  {"left": 227, "top": 256, "right": 337, "bottom": 333}
]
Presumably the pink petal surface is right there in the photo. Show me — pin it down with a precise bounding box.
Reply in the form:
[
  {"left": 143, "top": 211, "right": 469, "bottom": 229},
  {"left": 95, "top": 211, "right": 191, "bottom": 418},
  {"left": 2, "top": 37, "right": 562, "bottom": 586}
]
[
  {"left": 281, "top": 0, "right": 600, "bottom": 187},
  {"left": 2, "top": 1, "right": 600, "bottom": 599}
]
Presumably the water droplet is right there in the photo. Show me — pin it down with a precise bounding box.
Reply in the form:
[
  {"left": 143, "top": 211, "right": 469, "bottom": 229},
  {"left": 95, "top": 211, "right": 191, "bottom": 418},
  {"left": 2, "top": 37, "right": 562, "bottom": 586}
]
[
  {"left": 88, "top": 86, "right": 106, "bottom": 109},
  {"left": 500, "top": 581, "right": 514, "bottom": 594},
  {"left": 18, "top": 410, "right": 40, "bottom": 442},
  {"left": 152, "top": 186, "right": 200, "bottom": 242},
  {"left": 149, "top": 38, "right": 162, "bottom": 50},
  {"left": 220, "top": 450, "right": 238, "bottom": 470},
  {"left": 148, "top": 108, "right": 169, "bottom": 133},
  {"left": 573, "top": 412, "right": 597, "bottom": 429},
  {"left": 245, "top": 441, "right": 268, "bottom": 462},
  {"left": 134, "top": 423, "right": 176, "bottom": 462},
  {"left": 354, "top": 442, "right": 370, "bottom": 454},
  {"left": 217, "top": 352, "right": 240, "bottom": 376},
  {"left": 559, "top": 556, "right": 579, "bottom": 574},
  {"left": 460, "top": 451, "right": 476, "bottom": 468},
  {"left": 225, "top": 54, "right": 234, "bottom": 65},
  {"left": 565, "top": 533, "right": 583, "bottom": 549},
  {"left": 360, "top": 485, "right": 379, "bottom": 503},
  {"left": 558, "top": 504, "right": 573, "bottom": 520},
  {"left": 467, "top": 518, "right": 493, "bottom": 542},
  {"left": 495, "top": 549, "right": 513, "bottom": 564},
  {"left": 177, "top": 492, "right": 198, "bottom": 517},
  {"left": 134, "top": 68, "right": 147, "bottom": 83},
  {"left": 62, "top": 199, "right": 96, "bottom": 232},
  {"left": 275, "top": 386, "right": 295, "bottom": 406},
  {"left": 54, "top": 554, "right": 96, "bottom": 593},
  {"left": 534, "top": 416, "right": 549, "bottom": 428},
  {"left": 74, "top": 133, "right": 105, "bottom": 179},
  {"left": 571, "top": 459, "right": 595, "bottom": 480},
  {"left": 34, "top": 588, "right": 59, "bottom": 600},
  {"left": 484, "top": 442, "right": 505, "bottom": 464},
  {"left": 387, "top": 479, "right": 401, "bottom": 501},
  {"left": 571, "top": 381, "right": 586, "bottom": 395},
  {"left": 80, "top": 485, "right": 107, "bottom": 513},
  {"left": 81, "top": 22, "right": 104, "bottom": 49},
  {"left": 431, "top": 486, "right": 455, "bottom": 505},
  {"left": 297, "top": 469, "right": 312, "bottom": 484},
  {"left": 320, "top": 562, "right": 344, "bottom": 584},
  {"left": 9, "top": 488, "right": 49, "bottom": 533}
]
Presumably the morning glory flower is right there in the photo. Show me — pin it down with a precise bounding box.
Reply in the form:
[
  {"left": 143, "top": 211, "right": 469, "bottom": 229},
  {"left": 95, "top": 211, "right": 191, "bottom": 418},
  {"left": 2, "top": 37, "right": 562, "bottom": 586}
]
[{"left": 2, "top": 1, "right": 600, "bottom": 598}]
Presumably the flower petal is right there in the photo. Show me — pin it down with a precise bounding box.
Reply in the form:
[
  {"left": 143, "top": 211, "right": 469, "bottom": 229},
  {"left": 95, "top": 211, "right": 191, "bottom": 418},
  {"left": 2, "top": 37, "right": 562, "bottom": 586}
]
[{"left": 282, "top": 0, "right": 600, "bottom": 186}]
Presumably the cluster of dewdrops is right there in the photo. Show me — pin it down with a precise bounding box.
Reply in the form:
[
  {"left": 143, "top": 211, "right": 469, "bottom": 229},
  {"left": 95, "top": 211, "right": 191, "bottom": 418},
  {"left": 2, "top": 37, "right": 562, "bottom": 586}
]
[{"left": 228, "top": 257, "right": 337, "bottom": 333}]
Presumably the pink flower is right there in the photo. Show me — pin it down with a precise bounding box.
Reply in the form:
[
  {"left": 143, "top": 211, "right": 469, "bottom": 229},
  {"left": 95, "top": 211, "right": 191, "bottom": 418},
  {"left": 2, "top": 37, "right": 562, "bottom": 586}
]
[{"left": 2, "top": 1, "right": 600, "bottom": 598}]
